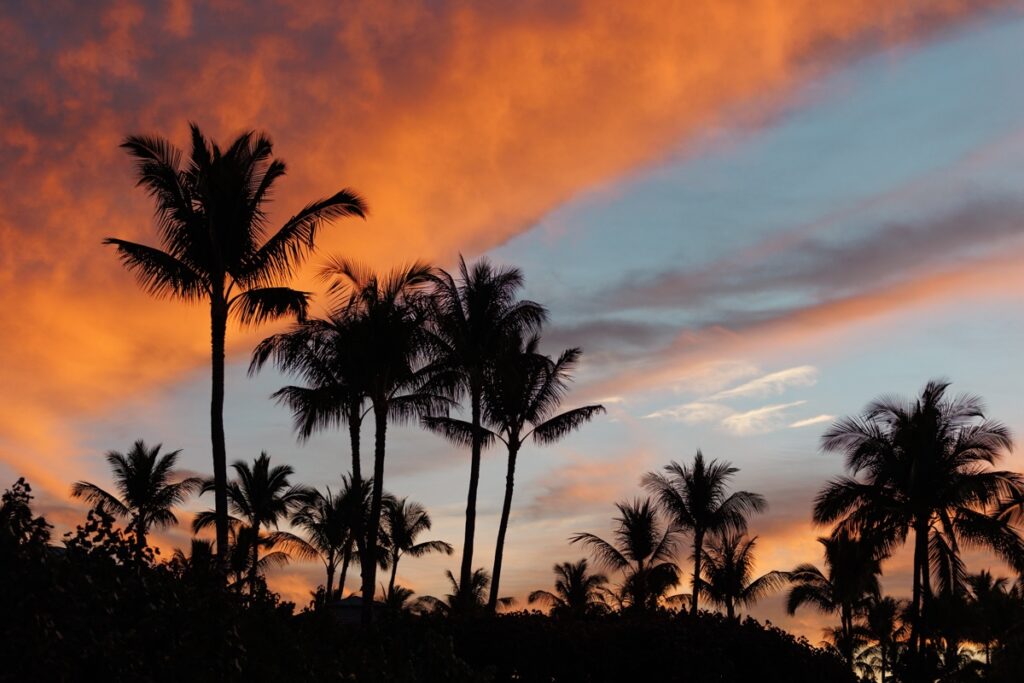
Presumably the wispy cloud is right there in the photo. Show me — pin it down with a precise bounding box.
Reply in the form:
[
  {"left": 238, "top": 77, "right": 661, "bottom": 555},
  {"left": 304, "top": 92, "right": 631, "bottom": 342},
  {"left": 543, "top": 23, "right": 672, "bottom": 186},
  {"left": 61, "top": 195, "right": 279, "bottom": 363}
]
[
  {"left": 721, "top": 401, "right": 807, "bottom": 435},
  {"left": 710, "top": 366, "right": 819, "bottom": 400},
  {"left": 788, "top": 414, "right": 835, "bottom": 429},
  {"left": 643, "top": 402, "right": 734, "bottom": 424}
]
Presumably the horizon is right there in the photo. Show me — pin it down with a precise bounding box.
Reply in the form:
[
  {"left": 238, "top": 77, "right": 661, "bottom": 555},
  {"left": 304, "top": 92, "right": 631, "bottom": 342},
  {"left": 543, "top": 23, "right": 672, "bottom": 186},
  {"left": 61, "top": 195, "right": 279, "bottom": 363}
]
[{"left": 3, "top": 0, "right": 1024, "bottom": 648}]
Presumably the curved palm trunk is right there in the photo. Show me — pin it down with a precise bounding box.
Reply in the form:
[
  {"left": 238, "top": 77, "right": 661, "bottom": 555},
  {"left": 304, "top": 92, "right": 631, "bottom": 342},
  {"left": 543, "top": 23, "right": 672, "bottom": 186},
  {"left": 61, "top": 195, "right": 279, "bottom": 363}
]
[
  {"left": 338, "top": 537, "right": 352, "bottom": 599},
  {"left": 361, "top": 403, "right": 388, "bottom": 625},
  {"left": 488, "top": 441, "right": 520, "bottom": 611},
  {"left": 325, "top": 554, "right": 336, "bottom": 604},
  {"left": 338, "top": 537, "right": 353, "bottom": 599},
  {"left": 210, "top": 300, "right": 230, "bottom": 566},
  {"left": 726, "top": 598, "right": 735, "bottom": 621},
  {"left": 459, "top": 385, "right": 483, "bottom": 597},
  {"left": 690, "top": 529, "right": 704, "bottom": 616}
]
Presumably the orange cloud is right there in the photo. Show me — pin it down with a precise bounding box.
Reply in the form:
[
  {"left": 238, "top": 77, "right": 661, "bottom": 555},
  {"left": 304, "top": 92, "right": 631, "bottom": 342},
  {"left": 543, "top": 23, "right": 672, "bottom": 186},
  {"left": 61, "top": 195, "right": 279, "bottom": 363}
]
[{"left": 0, "top": 0, "right": 1008, "bottom": 495}]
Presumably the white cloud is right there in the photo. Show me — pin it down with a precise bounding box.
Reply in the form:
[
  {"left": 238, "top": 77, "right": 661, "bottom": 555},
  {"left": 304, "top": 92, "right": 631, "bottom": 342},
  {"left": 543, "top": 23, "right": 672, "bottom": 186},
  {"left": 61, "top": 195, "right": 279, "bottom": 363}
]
[
  {"left": 643, "top": 401, "right": 734, "bottom": 424},
  {"left": 710, "top": 365, "right": 819, "bottom": 401},
  {"left": 788, "top": 414, "right": 835, "bottom": 429},
  {"left": 721, "top": 400, "right": 807, "bottom": 435}
]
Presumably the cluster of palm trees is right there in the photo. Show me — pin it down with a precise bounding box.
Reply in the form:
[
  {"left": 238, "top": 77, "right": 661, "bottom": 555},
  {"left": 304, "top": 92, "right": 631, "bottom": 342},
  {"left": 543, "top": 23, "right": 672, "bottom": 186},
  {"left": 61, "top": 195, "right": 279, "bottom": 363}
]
[
  {"left": 561, "top": 450, "right": 783, "bottom": 616},
  {"left": 71, "top": 440, "right": 453, "bottom": 604},
  {"left": 104, "top": 124, "right": 604, "bottom": 623},
  {"left": 804, "top": 379, "right": 1024, "bottom": 679},
  {"left": 550, "top": 381, "right": 1024, "bottom": 681}
]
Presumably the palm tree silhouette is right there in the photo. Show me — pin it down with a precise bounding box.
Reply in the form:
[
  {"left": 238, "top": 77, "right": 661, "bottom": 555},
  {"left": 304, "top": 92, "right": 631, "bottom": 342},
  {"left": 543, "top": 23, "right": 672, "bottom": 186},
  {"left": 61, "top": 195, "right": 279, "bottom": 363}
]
[
  {"left": 423, "top": 256, "right": 546, "bottom": 597},
  {"left": 71, "top": 439, "right": 200, "bottom": 553},
  {"left": 786, "top": 529, "right": 882, "bottom": 668},
  {"left": 528, "top": 558, "right": 611, "bottom": 618},
  {"left": 571, "top": 498, "right": 680, "bottom": 611},
  {"left": 416, "top": 568, "right": 513, "bottom": 615},
  {"left": 857, "top": 595, "right": 906, "bottom": 683},
  {"left": 696, "top": 532, "right": 786, "bottom": 620},
  {"left": 250, "top": 309, "right": 371, "bottom": 579},
  {"left": 425, "top": 334, "right": 604, "bottom": 609},
  {"left": 965, "top": 570, "right": 1012, "bottom": 666},
  {"left": 320, "top": 258, "right": 448, "bottom": 623},
  {"left": 292, "top": 487, "right": 352, "bottom": 601},
  {"left": 643, "top": 450, "right": 766, "bottom": 616},
  {"left": 194, "top": 452, "right": 311, "bottom": 593},
  {"left": 106, "top": 124, "right": 366, "bottom": 561},
  {"left": 381, "top": 497, "right": 453, "bottom": 601},
  {"left": 814, "top": 379, "right": 1024, "bottom": 655}
]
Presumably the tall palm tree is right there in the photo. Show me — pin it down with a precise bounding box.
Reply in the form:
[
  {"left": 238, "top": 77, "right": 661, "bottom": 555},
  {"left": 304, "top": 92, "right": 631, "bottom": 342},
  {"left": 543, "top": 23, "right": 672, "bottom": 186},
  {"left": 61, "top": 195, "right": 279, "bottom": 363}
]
[
  {"left": 250, "top": 311, "right": 371, "bottom": 576},
  {"left": 786, "top": 529, "right": 882, "bottom": 668},
  {"left": 696, "top": 532, "right": 786, "bottom": 620},
  {"left": 321, "top": 258, "right": 448, "bottom": 623},
  {"left": 107, "top": 126, "right": 365, "bottom": 562},
  {"left": 381, "top": 497, "right": 453, "bottom": 600},
  {"left": 643, "top": 451, "right": 766, "bottom": 616},
  {"left": 571, "top": 498, "right": 680, "bottom": 611},
  {"left": 425, "top": 335, "right": 604, "bottom": 609},
  {"left": 71, "top": 439, "right": 200, "bottom": 552},
  {"left": 814, "top": 379, "right": 1024, "bottom": 655},
  {"left": 194, "top": 452, "right": 311, "bottom": 593},
  {"left": 528, "top": 558, "right": 611, "bottom": 618},
  {"left": 424, "top": 256, "right": 546, "bottom": 596}
]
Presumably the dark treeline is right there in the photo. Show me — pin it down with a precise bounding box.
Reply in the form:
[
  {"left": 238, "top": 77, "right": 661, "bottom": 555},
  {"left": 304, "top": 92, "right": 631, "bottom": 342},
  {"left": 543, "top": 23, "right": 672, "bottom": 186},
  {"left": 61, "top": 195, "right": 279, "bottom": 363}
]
[{"left": 2, "top": 125, "right": 1024, "bottom": 682}]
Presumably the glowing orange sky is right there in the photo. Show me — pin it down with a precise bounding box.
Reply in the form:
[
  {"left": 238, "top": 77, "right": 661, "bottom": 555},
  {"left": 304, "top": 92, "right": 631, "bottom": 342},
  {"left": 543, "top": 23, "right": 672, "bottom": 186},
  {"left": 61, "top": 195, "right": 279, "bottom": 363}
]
[{"left": 2, "top": 0, "right": 1021, "bottom": 639}]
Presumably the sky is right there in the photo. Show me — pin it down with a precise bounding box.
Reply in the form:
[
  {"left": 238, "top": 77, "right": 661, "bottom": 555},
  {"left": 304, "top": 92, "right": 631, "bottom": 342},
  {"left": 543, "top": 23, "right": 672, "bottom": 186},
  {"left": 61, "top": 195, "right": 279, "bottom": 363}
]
[{"left": 2, "top": 0, "right": 1024, "bottom": 641}]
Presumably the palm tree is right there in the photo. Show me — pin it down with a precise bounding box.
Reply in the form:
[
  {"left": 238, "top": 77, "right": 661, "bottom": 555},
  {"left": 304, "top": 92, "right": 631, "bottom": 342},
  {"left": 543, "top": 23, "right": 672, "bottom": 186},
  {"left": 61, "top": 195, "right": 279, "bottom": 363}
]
[
  {"left": 415, "top": 568, "right": 513, "bottom": 615},
  {"left": 643, "top": 451, "right": 766, "bottom": 616},
  {"left": 965, "top": 570, "right": 1012, "bottom": 666},
  {"left": 381, "top": 497, "right": 453, "bottom": 601},
  {"left": 786, "top": 529, "right": 882, "bottom": 668},
  {"left": 814, "top": 379, "right": 1024, "bottom": 655},
  {"left": 194, "top": 452, "right": 311, "bottom": 593},
  {"left": 528, "top": 558, "right": 611, "bottom": 618},
  {"left": 321, "top": 258, "right": 448, "bottom": 623},
  {"left": 423, "top": 256, "right": 546, "bottom": 596},
  {"left": 425, "top": 335, "right": 604, "bottom": 609},
  {"left": 71, "top": 439, "right": 200, "bottom": 552},
  {"left": 106, "top": 124, "right": 366, "bottom": 561},
  {"left": 858, "top": 595, "right": 906, "bottom": 683},
  {"left": 696, "top": 532, "right": 786, "bottom": 620},
  {"left": 250, "top": 311, "right": 370, "bottom": 576},
  {"left": 571, "top": 498, "right": 680, "bottom": 611},
  {"left": 292, "top": 487, "right": 350, "bottom": 600}
]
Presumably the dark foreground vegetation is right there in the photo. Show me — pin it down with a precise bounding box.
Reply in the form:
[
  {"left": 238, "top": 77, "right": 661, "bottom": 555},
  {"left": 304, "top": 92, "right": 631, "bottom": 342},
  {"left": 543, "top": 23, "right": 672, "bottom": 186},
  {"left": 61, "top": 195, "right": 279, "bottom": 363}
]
[{"left": 0, "top": 490, "right": 851, "bottom": 682}]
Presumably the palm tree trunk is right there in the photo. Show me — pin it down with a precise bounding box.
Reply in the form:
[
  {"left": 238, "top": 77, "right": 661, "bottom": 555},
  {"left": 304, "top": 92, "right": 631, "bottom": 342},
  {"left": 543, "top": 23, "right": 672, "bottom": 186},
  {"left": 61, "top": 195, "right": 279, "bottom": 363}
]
[
  {"left": 249, "top": 527, "right": 260, "bottom": 595},
  {"left": 325, "top": 556, "right": 336, "bottom": 606},
  {"left": 488, "top": 441, "right": 519, "bottom": 611},
  {"left": 726, "top": 599, "right": 735, "bottom": 620},
  {"left": 347, "top": 407, "right": 369, "bottom": 605},
  {"left": 361, "top": 403, "right": 388, "bottom": 625},
  {"left": 459, "top": 384, "right": 483, "bottom": 597},
  {"left": 338, "top": 537, "right": 352, "bottom": 599},
  {"left": 910, "top": 520, "right": 927, "bottom": 654},
  {"left": 691, "top": 529, "right": 704, "bottom": 616},
  {"left": 210, "top": 300, "right": 230, "bottom": 566},
  {"left": 388, "top": 550, "right": 399, "bottom": 600}
]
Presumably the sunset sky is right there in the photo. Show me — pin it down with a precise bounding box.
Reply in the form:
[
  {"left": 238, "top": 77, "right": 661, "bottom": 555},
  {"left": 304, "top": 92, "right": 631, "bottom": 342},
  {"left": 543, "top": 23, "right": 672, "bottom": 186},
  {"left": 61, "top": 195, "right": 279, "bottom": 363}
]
[{"left": 2, "top": 0, "right": 1024, "bottom": 640}]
